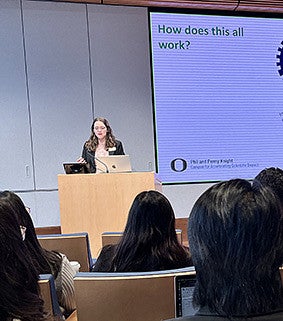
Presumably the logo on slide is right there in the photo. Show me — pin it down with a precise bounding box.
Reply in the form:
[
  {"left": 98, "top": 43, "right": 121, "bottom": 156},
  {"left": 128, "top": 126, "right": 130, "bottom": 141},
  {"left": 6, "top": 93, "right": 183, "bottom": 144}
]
[{"left": 276, "top": 41, "right": 283, "bottom": 76}]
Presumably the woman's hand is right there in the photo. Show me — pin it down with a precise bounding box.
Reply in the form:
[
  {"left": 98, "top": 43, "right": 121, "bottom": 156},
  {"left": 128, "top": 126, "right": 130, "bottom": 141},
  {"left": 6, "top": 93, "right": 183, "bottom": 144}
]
[{"left": 77, "top": 157, "right": 87, "bottom": 164}]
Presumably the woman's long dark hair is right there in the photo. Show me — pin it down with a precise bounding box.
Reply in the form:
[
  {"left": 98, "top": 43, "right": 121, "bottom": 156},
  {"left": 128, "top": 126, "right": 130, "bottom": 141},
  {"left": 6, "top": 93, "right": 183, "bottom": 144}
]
[
  {"left": 189, "top": 179, "right": 283, "bottom": 318},
  {"left": 0, "top": 191, "right": 62, "bottom": 278},
  {"left": 0, "top": 193, "right": 46, "bottom": 321},
  {"left": 111, "top": 190, "right": 192, "bottom": 272},
  {"left": 85, "top": 117, "right": 116, "bottom": 152}
]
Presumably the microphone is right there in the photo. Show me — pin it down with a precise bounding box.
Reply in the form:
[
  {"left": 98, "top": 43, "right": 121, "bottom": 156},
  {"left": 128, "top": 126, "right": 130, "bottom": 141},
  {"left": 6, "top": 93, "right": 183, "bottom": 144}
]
[
  {"left": 85, "top": 149, "right": 109, "bottom": 173},
  {"left": 95, "top": 156, "right": 109, "bottom": 173}
]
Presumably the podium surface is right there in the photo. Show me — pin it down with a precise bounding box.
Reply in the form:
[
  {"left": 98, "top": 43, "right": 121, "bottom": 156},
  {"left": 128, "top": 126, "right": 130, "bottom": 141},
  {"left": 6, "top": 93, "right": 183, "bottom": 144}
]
[{"left": 58, "top": 172, "right": 162, "bottom": 256}]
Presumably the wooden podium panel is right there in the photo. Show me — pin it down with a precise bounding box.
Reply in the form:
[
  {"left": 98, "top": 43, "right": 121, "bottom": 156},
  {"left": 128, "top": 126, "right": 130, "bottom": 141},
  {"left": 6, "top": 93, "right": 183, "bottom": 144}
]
[{"left": 58, "top": 172, "right": 162, "bottom": 256}]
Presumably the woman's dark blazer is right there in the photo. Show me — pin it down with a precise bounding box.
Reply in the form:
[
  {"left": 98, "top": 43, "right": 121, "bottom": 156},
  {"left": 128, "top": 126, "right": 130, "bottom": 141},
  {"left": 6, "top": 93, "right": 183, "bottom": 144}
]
[{"left": 81, "top": 140, "right": 125, "bottom": 173}]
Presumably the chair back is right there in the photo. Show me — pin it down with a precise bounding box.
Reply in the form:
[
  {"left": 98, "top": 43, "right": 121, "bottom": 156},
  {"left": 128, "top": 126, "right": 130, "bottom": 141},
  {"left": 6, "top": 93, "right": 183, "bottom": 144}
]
[
  {"left": 74, "top": 267, "right": 195, "bottom": 321},
  {"left": 38, "top": 232, "right": 93, "bottom": 271},
  {"left": 102, "top": 229, "right": 183, "bottom": 246},
  {"left": 39, "top": 274, "right": 63, "bottom": 321}
]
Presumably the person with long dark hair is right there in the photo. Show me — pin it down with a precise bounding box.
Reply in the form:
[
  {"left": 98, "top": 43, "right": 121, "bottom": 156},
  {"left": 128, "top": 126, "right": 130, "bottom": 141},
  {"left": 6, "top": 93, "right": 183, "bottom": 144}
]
[
  {"left": 0, "top": 197, "right": 46, "bottom": 321},
  {"left": 92, "top": 190, "right": 192, "bottom": 272},
  {"left": 77, "top": 117, "right": 125, "bottom": 173},
  {"left": 0, "top": 191, "right": 76, "bottom": 318},
  {"left": 166, "top": 179, "right": 283, "bottom": 320}
]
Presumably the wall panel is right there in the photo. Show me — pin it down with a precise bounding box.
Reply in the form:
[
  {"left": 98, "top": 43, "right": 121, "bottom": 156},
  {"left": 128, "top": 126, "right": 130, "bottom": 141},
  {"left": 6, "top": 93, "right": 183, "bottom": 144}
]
[
  {"left": 22, "top": 0, "right": 93, "bottom": 190},
  {"left": 0, "top": 0, "right": 34, "bottom": 191},
  {"left": 19, "top": 190, "right": 60, "bottom": 226}
]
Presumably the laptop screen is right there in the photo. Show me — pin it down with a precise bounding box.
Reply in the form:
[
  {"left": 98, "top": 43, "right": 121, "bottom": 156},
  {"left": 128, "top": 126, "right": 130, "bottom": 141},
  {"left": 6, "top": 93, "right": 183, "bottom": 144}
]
[
  {"left": 63, "top": 163, "right": 90, "bottom": 174},
  {"left": 175, "top": 274, "right": 198, "bottom": 317}
]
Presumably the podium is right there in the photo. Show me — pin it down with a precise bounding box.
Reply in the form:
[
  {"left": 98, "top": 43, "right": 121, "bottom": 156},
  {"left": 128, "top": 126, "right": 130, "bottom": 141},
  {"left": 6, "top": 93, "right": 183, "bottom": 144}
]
[{"left": 58, "top": 172, "right": 162, "bottom": 256}]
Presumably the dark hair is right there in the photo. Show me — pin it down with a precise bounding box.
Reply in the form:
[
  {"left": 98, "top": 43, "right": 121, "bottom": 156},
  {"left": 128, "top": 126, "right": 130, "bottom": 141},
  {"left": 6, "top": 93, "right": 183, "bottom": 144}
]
[
  {"left": 188, "top": 179, "right": 283, "bottom": 318},
  {"left": 0, "top": 191, "right": 62, "bottom": 278},
  {"left": 254, "top": 167, "right": 283, "bottom": 205},
  {"left": 111, "top": 190, "right": 192, "bottom": 272},
  {"left": 0, "top": 192, "right": 46, "bottom": 320},
  {"left": 85, "top": 117, "right": 116, "bottom": 152}
]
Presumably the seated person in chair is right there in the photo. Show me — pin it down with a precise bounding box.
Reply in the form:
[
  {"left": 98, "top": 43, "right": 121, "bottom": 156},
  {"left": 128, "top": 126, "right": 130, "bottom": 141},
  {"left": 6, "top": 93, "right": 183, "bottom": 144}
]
[
  {"left": 0, "top": 198, "right": 46, "bottom": 321},
  {"left": 92, "top": 190, "right": 193, "bottom": 272},
  {"left": 0, "top": 191, "right": 76, "bottom": 318},
  {"left": 167, "top": 179, "right": 283, "bottom": 320}
]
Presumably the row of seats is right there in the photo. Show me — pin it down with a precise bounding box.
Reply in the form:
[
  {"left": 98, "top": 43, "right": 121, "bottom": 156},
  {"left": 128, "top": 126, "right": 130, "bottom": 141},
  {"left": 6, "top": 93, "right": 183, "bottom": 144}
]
[
  {"left": 37, "top": 229, "right": 183, "bottom": 272},
  {"left": 39, "top": 268, "right": 196, "bottom": 321},
  {"left": 37, "top": 231, "right": 192, "bottom": 321},
  {"left": 74, "top": 268, "right": 195, "bottom": 321}
]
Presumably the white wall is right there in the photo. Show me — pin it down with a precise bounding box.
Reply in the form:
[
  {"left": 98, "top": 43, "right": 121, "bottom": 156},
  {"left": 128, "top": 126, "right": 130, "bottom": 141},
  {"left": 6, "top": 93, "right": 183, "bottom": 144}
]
[{"left": 0, "top": 0, "right": 211, "bottom": 227}]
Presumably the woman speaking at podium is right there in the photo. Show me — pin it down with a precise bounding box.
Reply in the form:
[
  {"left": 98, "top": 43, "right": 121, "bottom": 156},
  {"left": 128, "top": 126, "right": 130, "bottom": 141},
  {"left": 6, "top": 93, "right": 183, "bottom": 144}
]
[{"left": 77, "top": 117, "right": 125, "bottom": 173}]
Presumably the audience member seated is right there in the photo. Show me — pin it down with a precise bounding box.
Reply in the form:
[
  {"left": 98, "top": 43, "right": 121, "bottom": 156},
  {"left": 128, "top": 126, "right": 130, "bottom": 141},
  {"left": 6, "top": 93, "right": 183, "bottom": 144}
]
[
  {"left": 92, "top": 190, "right": 193, "bottom": 272},
  {"left": 166, "top": 179, "right": 283, "bottom": 321},
  {"left": 0, "top": 198, "right": 46, "bottom": 321},
  {"left": 0, "top": 191, "right": 76, "bottom": 318}
]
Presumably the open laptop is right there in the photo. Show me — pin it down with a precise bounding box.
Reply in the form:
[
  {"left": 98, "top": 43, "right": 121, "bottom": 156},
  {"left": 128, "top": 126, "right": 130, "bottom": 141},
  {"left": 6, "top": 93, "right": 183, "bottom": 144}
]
[
  {"left": 63, "top": 163, "right": 90, "bottom": 174},
  {"left": 175, "top": 274, "right": 198, "bottom": 317},
  {"left": 96, "top": 155, "right": 132, "bottom": 173}
]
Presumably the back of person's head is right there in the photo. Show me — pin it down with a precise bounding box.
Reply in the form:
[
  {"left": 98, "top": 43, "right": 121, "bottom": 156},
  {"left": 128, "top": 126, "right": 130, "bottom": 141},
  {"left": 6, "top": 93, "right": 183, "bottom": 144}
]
[
  {"left": 112, "top": 190, "right": 189, "bottom": 271},
  {"left": 0, "top": 190, "right": 42, "bottom": 247},
  {"left": 188, "top": 179, "right": 283, "bottom": 318},
  {"left": 254, "top": 167, "right": 283, "bottom": 205},
  {"left": 123, "top": 190, "right": 176, "bottom": 243},
  {"left": 0, "top": 191, "right": 61, "bottom": 277},
  {"left": 0, "top": 192, "right": 46, "bottom": 320}
]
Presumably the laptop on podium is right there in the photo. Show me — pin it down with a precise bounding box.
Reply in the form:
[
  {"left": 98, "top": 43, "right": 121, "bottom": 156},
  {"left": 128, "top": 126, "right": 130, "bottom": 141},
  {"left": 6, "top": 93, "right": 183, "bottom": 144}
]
[
  {"left": 63, "top": 163, "right": 90, "bottom": 174},
  {"left": 96, "top": 155, "right": 132, "bottom": 173}
]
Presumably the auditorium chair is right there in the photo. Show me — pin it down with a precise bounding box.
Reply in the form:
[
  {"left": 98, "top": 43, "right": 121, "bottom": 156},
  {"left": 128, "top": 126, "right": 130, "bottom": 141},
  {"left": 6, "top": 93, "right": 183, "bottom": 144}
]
[
  {"left": 37, "top": 232, "right": 94, "bottom": 271},
  {"left": 39, "top": 274, "right": 78, "bottom": 321},
  {"left": 39, "top": 274, "right": 63, "bottom": 321},
  {"left": 101, "top": 229, "right": 183, "bottom": 247},
  {"left": 74, "top": 266, "right": 196, "bottom": 321}
]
